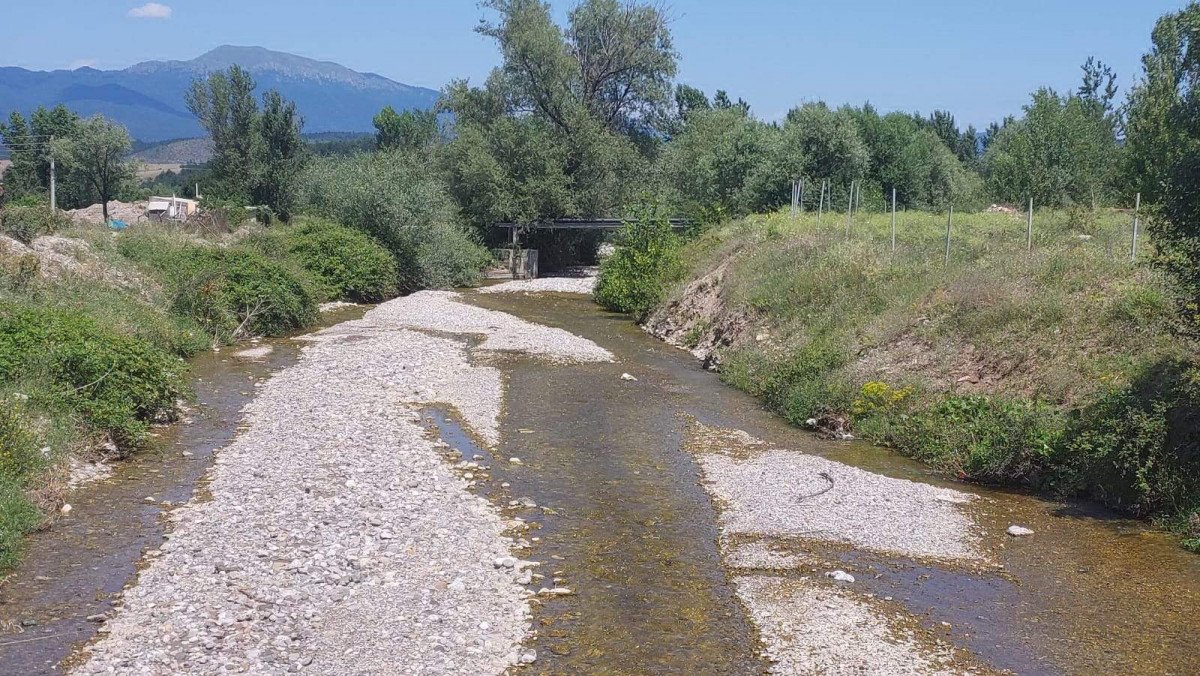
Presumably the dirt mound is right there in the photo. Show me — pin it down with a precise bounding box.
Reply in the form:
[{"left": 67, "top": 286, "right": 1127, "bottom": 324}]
[
  {"left": 67, "top": 201, "right": 148, "bottom": 225},
  {"left": 1, "top": 233, "right": 152, "bottom": 292}
]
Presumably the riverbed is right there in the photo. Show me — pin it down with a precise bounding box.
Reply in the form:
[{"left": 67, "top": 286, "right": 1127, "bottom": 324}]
[{"left": 2, "top": 289, "right": 1197, "bottom": 675}]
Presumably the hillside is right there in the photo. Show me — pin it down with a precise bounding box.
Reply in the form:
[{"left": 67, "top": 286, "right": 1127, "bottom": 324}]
[{"left": 0, "top": 46, "right": 440, "bottom": 141}]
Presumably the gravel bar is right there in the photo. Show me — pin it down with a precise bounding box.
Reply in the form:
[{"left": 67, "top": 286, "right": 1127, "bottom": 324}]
[
  {"left": 734, "top": 576, "right": 959, "bottom": 675},
  {"left": 478, "top": 274, "right": 597, "bottom": 295},
  {"left": 75, "top": 291, "right": 613, "bottom": 675}
]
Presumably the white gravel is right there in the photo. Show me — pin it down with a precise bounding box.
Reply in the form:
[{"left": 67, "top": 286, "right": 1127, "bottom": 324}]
[
  {"left": 735, "top": 576, "right": 959, "bottom": 675},
  {"left": 687, "top": 422, "right": 983, "bottom": 674},
  {"left": 75, "top": 290, "right": 612, "bottom": 674},
  {"left": 478, "top": 273, "right": 597, "bottom": 295},
  {"left": 697, "top": 446, "right": 982, "bottom": 562},
  {"left": 364, "top": 290, "right": 613, "bottom": 363}
]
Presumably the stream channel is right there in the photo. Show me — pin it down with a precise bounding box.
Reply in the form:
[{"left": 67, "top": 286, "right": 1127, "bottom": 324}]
[{"left": 2, "top": 291, "right": 1197, "bottom": 675}]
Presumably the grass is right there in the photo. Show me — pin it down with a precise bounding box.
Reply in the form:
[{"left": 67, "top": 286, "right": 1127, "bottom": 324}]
[{"left": 655, "top": 206, "right": 1200, "bottom": 544}]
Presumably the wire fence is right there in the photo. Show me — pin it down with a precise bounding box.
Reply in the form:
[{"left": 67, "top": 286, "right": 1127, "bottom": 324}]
[{"left": 786, "top": 179, "right": 1145, "bottom": 265}]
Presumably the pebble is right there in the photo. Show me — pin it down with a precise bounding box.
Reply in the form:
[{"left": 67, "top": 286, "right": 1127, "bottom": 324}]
[
  {"left": 826, "top": 570, "right": 855, "bottom": 583},
  {"left": 1007, "top": 525, "right": 1035, "bottom": 537}
]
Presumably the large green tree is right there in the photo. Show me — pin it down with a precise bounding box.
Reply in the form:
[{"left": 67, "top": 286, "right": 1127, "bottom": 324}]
[
  {"left": 186, "top": 65, "right": 260, "bottom": 203},
  {"left": 1125, "top": 4, "right": 1200, "bottom": 204},
  {"left": 441, "top": 0, "right": 671, "bottom": 227},
  {"left": 0, "top": 105, "right": 90, "bottom": 207},
  {"left": 186, "top": 67, "right": 307, "bottom": 220},
  {"left": 373, "top": 106, "right": 439, "bottom": 152},
  {"left": 51, "top": 116, "right": 135, "bottom": 222}
]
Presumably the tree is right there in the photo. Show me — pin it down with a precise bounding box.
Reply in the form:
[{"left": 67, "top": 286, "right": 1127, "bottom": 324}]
[
  {"left": 1136, "top": 3, "right": 1200, "bottom": 333},
  {"left": 373, "top": 106, "right": 438, "bottom": 152},
  {"left": 255, "top": 90, "right": 307, "bottom": 221},
  {"left": 51, "top": 116, "right": 134, "bottom": 222},
  {"left": 1125, "top": 4, "right": 1200, "bottom": 204},
  {"left": 984, "top": 86, "right": 1119, "bottom": 207},
  {"left": 186, "top": 65, "right": 260, "bottom": 202},
  {"left": 673, "top": 84, "right": 710, "bottom": 122},
  {"left": 0, "top": 105, "right": 87, "bottom": 206},
  {"left": 477, "top": 0, "right": 677, "bottom": 137}
]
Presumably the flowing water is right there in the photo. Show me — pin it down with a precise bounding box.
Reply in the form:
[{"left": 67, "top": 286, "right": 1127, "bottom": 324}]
[
  {"left": 0, "top": 306, "right": 366, "bottom": 675},
  {"left": 3, "top": 291, "right": 1198, "bottom": 675}
]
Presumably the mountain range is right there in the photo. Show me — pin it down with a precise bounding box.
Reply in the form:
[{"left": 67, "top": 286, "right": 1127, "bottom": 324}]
[{"left": 0, "top": 46, "right": 441, "bottom": 142}]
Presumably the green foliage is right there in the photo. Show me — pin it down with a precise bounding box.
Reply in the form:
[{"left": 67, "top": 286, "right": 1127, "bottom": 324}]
[
  {"left": 374, "top": 106, "right": 439, "bottom": 152},
  {"left": 0, "top": 105, "right": 92, "bottom": 208},
  {"left": 984, "top": 87, "right": 1119, "bottom": 207},
  {"left": 298, "top": 150, "right": 487, "bottom": 289},
  {"left": 1058, "top": 360, "right": 1200, "bottom": 518},
  {"left": 117, "top": 232, "right": 318, "bottom": 342},
  {"left": 0, "top": 302, "right": 188, "bottom": 446},
  {"left": 594, "top": 209, "right": 685, "bottom": 318},
  {"left": 187, "top": 67, "right": 308, "bottom": 219},
  {"left": 51, "top": 115, "right": 136, "bottom": 223},
  {"left": 250, "top": 218, "right": 398, "bottom": 302},
  {"left": 888, "top": 395, "right": 1064, "bottom": 484},
  {"left": 726, "top": 340, "right": 850, "bottom": 425},
  {"left": 0, "top": 203, "right": 70, "bottom": 243}
]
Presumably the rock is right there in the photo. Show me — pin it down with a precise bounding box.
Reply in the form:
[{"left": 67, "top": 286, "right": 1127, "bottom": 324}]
[
  {"left": 493, "top": 556, "right": 518, "bottom": 569},
  {"left": 60, "top": 503, "right": 72, "bottom": 515},
  {"left": 519, "top": 650, "right": 537, "bottom": 664},
  {"left": 620, "top": 373, "right": 638, "bottom": 381},
  {"left": 508, "top": 457, "right": 522, "bottom": 464},
  {"left": 826, "top": 570, "right": 855, "bottom": 583},
  {"left": 1007, "top": 525, "right": 1035, "bottom": 537},
  {"left": 86, "top": 614, "right": 107, "bottom": 623}
]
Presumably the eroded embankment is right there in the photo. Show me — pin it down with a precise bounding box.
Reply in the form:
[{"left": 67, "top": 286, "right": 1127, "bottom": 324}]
[{"left": 73, "top": 291, "right": 610, "bottom": 674}]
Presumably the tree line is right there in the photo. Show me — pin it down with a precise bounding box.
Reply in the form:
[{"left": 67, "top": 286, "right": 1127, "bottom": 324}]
[{"left": 3, "top": 0, "right": 1200, "bottom": 332}]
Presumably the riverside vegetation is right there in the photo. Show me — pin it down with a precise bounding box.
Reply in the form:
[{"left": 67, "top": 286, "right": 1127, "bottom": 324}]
[{"left": 603, "top": 206, "right": 1200, "bottom": 552}]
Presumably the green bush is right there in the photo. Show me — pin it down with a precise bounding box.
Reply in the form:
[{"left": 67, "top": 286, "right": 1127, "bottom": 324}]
[
  {"left": 595, "top": 213, "right": 685, "bottom": 319},
  {"left": 255, "top": 218, "right": 398, "bottom": 302},
  {"left": 118, "top": 233, "right": 318, "bottom": 342},
  {"left": 298, "top": 150, "right": 487, "bottom": 289},
  {"left": 724, "top": 340, "right": 850, "bottom": 425},
  {"left": 0, "top": 204, "right": 69, "bottom": 244},
  {"left": 1058, "top": 359, "right": 1200, "bottom": 518},
  {"left": 885, "top": 395, "right": 1064, "bottom": 484},
  {"left": 0, "top": 302, "right": 188, "bottom": 446}
]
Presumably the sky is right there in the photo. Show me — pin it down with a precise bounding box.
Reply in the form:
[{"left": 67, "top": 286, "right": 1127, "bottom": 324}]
[{"left": 0, "top": 1, "right": 1190, "bottom": 128}]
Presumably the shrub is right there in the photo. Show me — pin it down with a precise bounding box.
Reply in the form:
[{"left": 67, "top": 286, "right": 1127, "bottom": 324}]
[
  {"left": 1058, "top": 359, "right": 1200, "bottom": 518},
  {"left": 118, "top": 232, "right": 318, "bottom": 342},
  {"left": 0, "top": 302, "right": 188, "bottom": 446},
  {"left": 170, "top": 248, "right": 318, "bottom": 342},
  {"left": 0, "top": 204, "right": 69, "bottom": 244},
  {"left": 886, "top": 395, "right": 1064, "bottom": 485},
  {"left": 298, "top": 150, "right": 487, "bottom": 289},
  {"left": 595, "top": 212, "right": 685, "bottom": 319},
  {"left": 259, "top": 218, "right": 398, "bottom": 302}
]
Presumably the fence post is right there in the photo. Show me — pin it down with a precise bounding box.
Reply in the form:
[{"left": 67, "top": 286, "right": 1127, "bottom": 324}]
[
  {"left": 817, "top": 179, "right": 825, "bottom": 224},
  {"left": 845, "top": 181, "right": 854, "bottom": 241},
  {"left": 799, "top": 179, "right": 805, "bottom": 216},
  {"left": 944, "top": 207, "right": 953, "bottom": 265},
  {"left": 1026, "top": 197, "right": 1033, "bottom": 251},
  {"left": 890, "top": 188, "right": 897, "bottom": 253},
  {"left": 1131, "top": 192, "right": 1141, "bottom": 262}
]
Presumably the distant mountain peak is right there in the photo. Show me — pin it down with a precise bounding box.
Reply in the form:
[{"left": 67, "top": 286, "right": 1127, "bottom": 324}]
[{"left": 0, "top": 46, "right": 440, "bottom": 142}]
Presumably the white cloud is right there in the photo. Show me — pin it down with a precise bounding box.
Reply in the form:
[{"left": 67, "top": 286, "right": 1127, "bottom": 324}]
[{"left": 128, "top": 3, "right": 172, "bottom": 19}]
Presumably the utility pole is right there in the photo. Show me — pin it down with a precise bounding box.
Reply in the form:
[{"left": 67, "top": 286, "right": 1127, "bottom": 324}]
[{"left": 49, "top": 135, "right": 56, "bottom": 213}]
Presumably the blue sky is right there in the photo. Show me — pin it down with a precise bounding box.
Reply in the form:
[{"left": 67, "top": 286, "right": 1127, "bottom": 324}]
[{"left": 0, "top": 1, "right": 1189, "bottom": 127}]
